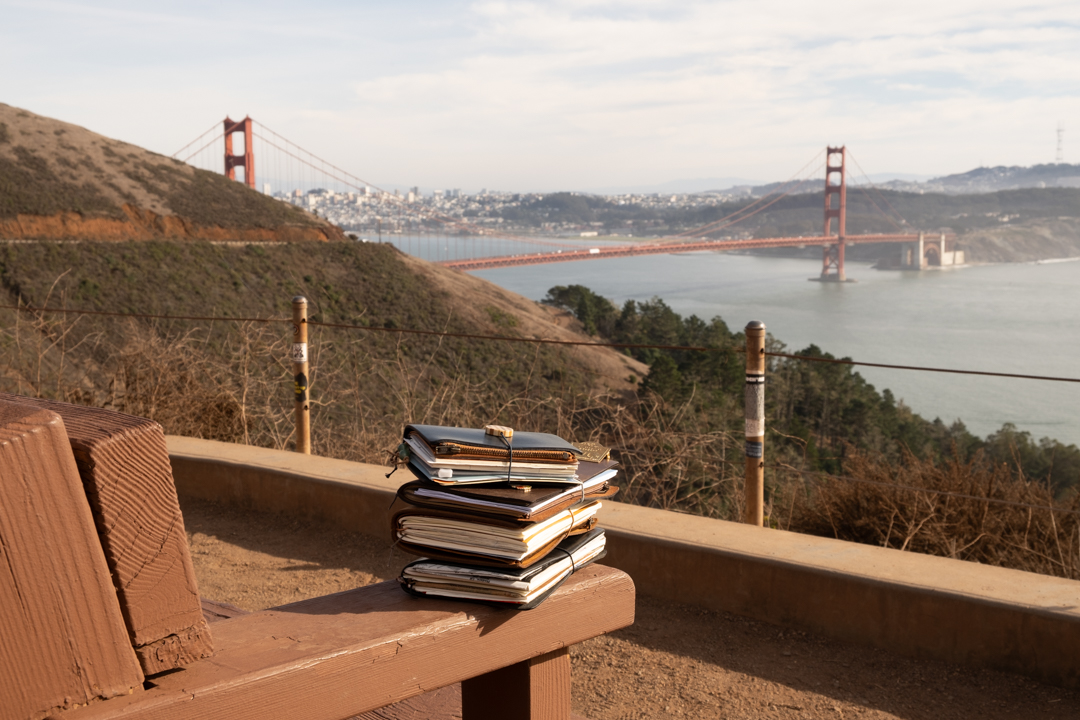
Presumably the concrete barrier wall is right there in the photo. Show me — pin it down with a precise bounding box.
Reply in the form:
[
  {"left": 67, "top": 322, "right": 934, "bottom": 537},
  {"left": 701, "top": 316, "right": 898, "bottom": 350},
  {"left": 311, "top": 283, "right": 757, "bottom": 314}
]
[{"left": 168, "top": 436, "right": 1080, "bottom": 688}]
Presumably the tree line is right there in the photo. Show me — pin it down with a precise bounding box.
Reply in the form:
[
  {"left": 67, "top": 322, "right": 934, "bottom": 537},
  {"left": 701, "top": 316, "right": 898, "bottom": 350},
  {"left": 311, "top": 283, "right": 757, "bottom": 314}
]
[{"left": 542, "top": 284, "right": 1080, "bottom": 496}]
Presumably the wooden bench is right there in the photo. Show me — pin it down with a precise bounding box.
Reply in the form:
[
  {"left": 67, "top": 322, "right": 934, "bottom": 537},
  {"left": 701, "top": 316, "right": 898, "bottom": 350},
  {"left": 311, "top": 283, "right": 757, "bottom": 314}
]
[{"left": 0, "top": 398, "right": 635, "bottom": 720}]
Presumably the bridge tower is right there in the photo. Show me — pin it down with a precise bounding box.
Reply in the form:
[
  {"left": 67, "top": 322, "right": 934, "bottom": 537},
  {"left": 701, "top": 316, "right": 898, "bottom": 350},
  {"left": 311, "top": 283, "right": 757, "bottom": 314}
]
[
  {"left": 224, "top": 116, "right": 255, "bottom": 189},
  {"left": 821, "top": 146, "right": 847, "bottom": 281}
]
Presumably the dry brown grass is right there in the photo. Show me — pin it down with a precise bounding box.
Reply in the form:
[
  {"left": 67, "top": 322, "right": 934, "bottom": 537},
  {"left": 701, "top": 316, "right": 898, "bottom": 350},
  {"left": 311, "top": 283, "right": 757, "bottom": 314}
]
[
  {"left": 775, "top": 448, "right": 1080, "bottom": 580},
  {"left": 3, "top": 306, "right": 1078, "bottom": 581}
]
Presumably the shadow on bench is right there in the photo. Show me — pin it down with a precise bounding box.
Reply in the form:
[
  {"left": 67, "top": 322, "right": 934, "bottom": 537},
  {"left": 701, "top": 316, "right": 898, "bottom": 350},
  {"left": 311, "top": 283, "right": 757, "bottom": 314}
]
[{"left": 0, "top": 396, "right": 634, "bottom": 720}]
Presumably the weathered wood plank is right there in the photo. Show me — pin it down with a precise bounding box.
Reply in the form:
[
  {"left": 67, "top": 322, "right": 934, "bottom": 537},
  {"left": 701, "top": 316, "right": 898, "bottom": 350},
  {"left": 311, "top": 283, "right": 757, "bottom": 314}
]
[
  {"left": 0, "top": 394, "right": 212, "bottom": 675},
  {"left": 200, "top": 600, "right": 563, "bottom": 720},
  {"left": 53, "top": 565, "right": 634, "bottom": 720},
  {"left": 200, "top": 598, "right": 248, "bottom": 624},
  {"left": 0, "top": 402, "right": 143, "bottom": 720},
  {"left": 352, "top": 685, "right": 462, "bottom": 720},
  {"left": 462, "top": 648, "right": 571, "bottom": 720},
  {"left": 204, "top": 595, "right": 460, "bottom": 720}
]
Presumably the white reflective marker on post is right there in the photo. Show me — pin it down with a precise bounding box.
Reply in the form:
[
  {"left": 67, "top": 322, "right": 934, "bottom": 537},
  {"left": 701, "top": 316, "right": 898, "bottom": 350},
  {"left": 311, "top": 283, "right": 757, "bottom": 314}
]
[
  {"left": 744, "top": 320, "right": 766, "bottom": 526},
  {"left": 291, "top": 342, "right": 309, "bottom": 364}
]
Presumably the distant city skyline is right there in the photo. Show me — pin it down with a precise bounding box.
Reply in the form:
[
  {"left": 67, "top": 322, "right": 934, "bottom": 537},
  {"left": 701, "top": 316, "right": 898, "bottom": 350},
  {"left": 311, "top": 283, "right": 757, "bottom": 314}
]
[{"left": 4, "top": 1, "right": 1080, "bottom": 192}]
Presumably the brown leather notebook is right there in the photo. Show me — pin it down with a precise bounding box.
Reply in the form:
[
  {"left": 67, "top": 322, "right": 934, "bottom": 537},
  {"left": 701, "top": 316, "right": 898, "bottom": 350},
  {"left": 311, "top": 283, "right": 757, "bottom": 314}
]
[
  {"left": 391, "top": 502, "right": 602, "bottom": 569},
  {"left": 398, "top": 459, "right": 619, "bottom": 523}
]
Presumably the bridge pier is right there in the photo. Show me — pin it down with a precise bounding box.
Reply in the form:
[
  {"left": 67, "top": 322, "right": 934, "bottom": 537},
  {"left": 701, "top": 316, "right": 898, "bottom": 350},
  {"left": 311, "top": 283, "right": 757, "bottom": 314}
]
[
  {"left": 820, "top": 241, "right": 847, "bottom": 282},
  {"left": 898, "top": 232, "right": 965, "bottom": 270},
  {"left": 816, "top": 147, "right": 852, "bottom": 282}
]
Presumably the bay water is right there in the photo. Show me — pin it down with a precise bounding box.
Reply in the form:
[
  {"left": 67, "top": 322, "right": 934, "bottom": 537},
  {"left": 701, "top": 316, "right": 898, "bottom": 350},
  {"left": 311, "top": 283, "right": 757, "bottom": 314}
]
[{"left": 461, "top": 252, "right": 1080, "bottom": 447}]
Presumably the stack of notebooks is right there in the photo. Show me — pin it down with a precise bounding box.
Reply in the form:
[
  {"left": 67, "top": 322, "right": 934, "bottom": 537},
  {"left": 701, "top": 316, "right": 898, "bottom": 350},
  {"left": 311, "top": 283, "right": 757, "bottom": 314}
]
[{"left": 390, "top": 423, "right": 619, "bottom": 609}]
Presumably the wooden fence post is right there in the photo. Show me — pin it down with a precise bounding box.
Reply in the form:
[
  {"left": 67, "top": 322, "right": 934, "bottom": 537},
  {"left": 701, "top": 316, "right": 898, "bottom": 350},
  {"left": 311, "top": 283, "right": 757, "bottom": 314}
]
[
  {"left": 744, "top": 320, "right": 766, "bottom": 526},
  {"left": 292, "top": 296, "right": 311, "bottom": 454}
]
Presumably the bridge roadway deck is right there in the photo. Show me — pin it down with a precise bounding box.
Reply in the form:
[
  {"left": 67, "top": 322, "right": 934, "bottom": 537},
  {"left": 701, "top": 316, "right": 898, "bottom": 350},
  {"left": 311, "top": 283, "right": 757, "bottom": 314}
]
[{"left": 439, "top": 233, "right": 924, "bottom": 271}]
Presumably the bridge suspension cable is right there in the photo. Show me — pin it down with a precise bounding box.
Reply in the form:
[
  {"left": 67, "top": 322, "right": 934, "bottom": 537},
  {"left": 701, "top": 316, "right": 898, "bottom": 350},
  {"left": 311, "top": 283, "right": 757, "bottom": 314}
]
[
  {"left": 170, "top": 121, "right": 224, "bottom": 160},
  {"left": 665, "top": 171, "right": 823, "bottom": 241},
  {"left": 171, "top": 118, "right": 586, "bottom": 257},
  {"left": 669, "top": 150, "right": 826, "bottom": 240},
  {"left": 176, "top": 132, "right": 226, "bottom": 165},
  {"left": 846, "top": 149, "right": 909, "bottom": 231},
  {"left": 672, "top": 168, "right": 824, "bottom": 240},
  {"left": 252, "top": 122, "right": 589, "bottom": 250}
]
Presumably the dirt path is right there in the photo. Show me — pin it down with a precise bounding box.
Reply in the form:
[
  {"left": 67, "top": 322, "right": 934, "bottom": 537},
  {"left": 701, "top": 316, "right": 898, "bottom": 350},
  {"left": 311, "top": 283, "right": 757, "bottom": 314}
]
[{"left": 181, "top": 497, "right": 1080, "bottom": 720}]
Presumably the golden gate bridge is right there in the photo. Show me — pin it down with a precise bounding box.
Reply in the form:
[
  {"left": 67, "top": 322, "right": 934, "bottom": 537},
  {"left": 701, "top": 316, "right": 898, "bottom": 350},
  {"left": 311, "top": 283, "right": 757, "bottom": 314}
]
[{"left": 173, "top": 117, "right": 954, "bottom": 282}]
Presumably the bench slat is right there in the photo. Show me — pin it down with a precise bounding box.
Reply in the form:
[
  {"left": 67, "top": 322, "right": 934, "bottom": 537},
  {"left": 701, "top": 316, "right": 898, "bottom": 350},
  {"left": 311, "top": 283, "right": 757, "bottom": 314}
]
[
  {"left": 201, "top": 600, "right": 588, "bottom": 720},
  {"left": 53, "top": 565, "right": 634, "bottom": 720}
]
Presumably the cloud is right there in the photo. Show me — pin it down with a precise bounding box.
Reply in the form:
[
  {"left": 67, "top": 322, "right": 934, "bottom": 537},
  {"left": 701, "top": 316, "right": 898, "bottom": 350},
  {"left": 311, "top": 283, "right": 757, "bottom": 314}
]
[{"left": 4, "top": 0, "right": 1080, "bottom": 188}]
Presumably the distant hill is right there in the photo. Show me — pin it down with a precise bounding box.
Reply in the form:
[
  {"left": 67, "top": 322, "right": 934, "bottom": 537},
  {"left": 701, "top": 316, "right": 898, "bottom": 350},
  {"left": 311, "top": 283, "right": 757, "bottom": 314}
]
[
  {"left": 880, "top": 164, "right": 1080, "bottom": 195},
  {"left": 0, "top": 104, "right": 344, "bottom": 242},
  {"left": 587, "top": 176, "right": 762, "bottom": 195},
  {"left": 732, "top": 164, "right": 1080, "bottom": 199}
]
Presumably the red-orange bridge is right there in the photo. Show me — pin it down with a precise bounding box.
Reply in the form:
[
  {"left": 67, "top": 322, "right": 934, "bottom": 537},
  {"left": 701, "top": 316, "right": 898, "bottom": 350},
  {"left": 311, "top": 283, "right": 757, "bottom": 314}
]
[
  {"left": 441, "top": 148, "right": 952, "bottom": 281},
  {"left": 181, "top": 126, "right": 952, "bottom": 281},
  {"left": 439, "top": 232, "right": 944, "bottom": 276}
]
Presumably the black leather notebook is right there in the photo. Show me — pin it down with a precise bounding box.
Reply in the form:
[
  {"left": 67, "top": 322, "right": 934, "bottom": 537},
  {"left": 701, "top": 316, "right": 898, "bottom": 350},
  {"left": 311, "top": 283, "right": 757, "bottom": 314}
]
[
  {"left": 391, "top": 500, "right": 602, "bottom": 568},
  {"left": 398, "top": 459, "right": 619, "bottom": 522},
  {"left": 405, "top": 424, "right": 582, "bottom": 462}
]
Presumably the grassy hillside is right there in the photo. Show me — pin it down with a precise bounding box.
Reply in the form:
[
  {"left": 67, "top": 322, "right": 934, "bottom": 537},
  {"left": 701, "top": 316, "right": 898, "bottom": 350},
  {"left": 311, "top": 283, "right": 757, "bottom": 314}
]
[
  {"left": 0, "top": 240, "right": 642, "bottom": 450},
  {"left": 0, "top": 104, "right": 343, "bottom": 241}
]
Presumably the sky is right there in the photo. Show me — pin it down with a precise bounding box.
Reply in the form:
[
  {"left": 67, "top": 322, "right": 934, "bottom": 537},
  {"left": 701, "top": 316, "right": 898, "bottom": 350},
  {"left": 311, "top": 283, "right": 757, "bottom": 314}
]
[{"left": 4, "top": 1, "right": 1080, "bottom": 192}]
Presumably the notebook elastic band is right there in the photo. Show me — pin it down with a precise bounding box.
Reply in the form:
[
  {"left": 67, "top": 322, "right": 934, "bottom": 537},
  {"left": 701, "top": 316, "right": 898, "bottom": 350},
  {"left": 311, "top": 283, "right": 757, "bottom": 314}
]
[
  {"left": 552, "top": 546, "right": 577, "bottom": 574},
  {"left": 499, "top": 434, "right": 514, "bottom": 483}
]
